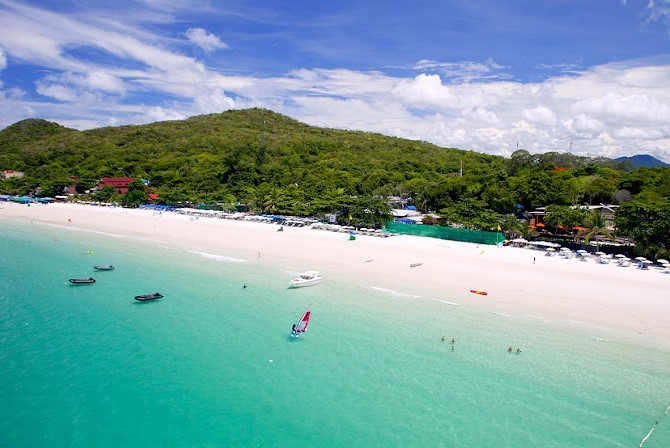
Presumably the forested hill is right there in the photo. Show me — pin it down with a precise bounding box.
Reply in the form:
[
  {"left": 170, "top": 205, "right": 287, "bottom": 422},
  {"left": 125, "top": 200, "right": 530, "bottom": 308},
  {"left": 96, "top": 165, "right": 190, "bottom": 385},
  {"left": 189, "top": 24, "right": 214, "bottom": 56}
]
[{"left": 1, "top": 108, "right": 669, "bottom": 250}]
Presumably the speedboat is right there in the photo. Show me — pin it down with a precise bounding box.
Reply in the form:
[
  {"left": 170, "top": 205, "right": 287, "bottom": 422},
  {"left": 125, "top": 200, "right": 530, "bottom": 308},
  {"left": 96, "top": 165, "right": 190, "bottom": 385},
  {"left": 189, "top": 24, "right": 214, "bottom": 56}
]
[
  {"left": 134, "top": 292, "right": 164, "bottom": 301},
  {"left": 94, "top": 265, "right": 115, "bottom": 271},
  {"left": 288, "top": 271, "right": 323, "bottom": 288},
  {"left": 69, "top": 277, "right": 96, "bottom": 284}
]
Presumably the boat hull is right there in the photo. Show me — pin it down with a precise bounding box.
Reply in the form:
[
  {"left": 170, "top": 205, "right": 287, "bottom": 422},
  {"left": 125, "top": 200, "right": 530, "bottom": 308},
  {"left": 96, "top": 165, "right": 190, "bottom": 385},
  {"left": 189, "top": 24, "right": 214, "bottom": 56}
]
[
  {"left": 69, "top": 278, "right": 96, "bottom": 284},
  {"left": 288, "top": 278, "right": 323, "bottom": 288},
  {"left": 94, "top": 265, "right": 115, "bottom": 271},
  {"left": 134, "top": 293, "right": 163, "bottom": 301}
]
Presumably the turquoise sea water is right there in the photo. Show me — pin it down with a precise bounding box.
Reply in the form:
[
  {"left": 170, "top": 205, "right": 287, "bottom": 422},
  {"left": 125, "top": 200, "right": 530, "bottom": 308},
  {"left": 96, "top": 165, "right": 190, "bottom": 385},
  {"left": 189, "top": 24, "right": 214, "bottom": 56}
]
[{"left": 1, "top": 220, "right": 670, "bottom": 447}]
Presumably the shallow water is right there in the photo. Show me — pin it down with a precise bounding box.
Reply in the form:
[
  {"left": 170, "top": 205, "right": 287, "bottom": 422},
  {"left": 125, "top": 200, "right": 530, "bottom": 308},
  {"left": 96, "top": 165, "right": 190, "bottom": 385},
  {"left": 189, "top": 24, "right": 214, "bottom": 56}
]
[{"left": 1, "top": 221, "right": 669, "bottom": 447}]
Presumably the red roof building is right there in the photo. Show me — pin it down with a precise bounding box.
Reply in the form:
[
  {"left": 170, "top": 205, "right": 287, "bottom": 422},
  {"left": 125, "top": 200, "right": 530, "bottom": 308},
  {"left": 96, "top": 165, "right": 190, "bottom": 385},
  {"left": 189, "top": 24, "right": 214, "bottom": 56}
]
[{"left": 98, "top": 177, "right": 135, "bottom": 194}]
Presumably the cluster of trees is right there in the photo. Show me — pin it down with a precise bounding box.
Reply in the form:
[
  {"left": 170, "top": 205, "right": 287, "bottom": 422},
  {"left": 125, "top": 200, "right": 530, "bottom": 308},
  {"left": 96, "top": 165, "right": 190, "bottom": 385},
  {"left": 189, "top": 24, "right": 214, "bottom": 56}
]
[{"left": 1, "top": 109, "right": 669, "bottom": 257}]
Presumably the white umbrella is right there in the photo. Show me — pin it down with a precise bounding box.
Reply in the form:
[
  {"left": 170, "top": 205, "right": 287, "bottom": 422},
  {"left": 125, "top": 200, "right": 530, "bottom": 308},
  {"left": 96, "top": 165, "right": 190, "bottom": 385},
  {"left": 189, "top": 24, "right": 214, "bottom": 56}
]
[
  {"left": 642, "top": 260, "right": 653, "bottom": 264},
  {"left": 545, "top": 248, "right": 555, "bottom": 252},
  {"left": 560, "top": 247, "right": 571, "bottom": 252},
  {"left": 576, "top": 250, "right": 588, "bottom": 254},
  {"left": 657, "top": 259, "right": 669, "bottom": 264},
  {"left": 595, "top": 251, "right": 606, "bottom": 256},
  {"left": 512, "top": 238, "right": 528, "bottom": 243},
  {"left": 635, "top": 257, "right": 647, "bottom": 261},
  {"left": 615, "top": 254, "right": 626, "bottom": 258}
]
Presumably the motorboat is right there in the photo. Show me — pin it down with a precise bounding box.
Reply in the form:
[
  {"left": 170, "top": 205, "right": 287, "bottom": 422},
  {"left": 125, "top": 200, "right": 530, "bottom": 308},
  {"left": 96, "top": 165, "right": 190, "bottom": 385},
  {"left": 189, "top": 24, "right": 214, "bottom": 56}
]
[
  {"left": 94, "top": 265, "right": 115, "bottom": 271},
  {"left": 69, "top": 277, "right": 96, "bottom": 284},
  {"left": 134, "top": 292, "right": 164, "bottom": 301},
  {"left": 288, "top": 271, "right": 323, "bottom": 288}
]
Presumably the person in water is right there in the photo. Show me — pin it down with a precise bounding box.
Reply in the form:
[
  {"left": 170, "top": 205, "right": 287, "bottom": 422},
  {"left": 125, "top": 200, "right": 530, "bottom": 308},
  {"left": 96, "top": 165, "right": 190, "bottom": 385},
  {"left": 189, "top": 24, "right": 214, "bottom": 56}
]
[
  {"left": 516, "top": 348, "right": 522, "bottom": 353},
  {"left": 292, "top": 324, "right": 297, "bottom": 333},
  {"left": 508, "top": 346, "right": 513, "bottom": 352},
  {"left": 441, "top": 336, "right": 445, "bottom": 342},
  {"left": 451, "top": 338, "right": 456, "bottom": 343}
]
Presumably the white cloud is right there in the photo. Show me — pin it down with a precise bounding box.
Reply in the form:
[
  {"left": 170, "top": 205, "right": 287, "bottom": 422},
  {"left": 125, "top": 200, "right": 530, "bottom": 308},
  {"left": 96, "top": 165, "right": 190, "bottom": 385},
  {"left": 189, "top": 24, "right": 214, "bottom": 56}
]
[
  {"left": 522, "top": 106, "right": 557, "bottom": 126},
  {"left": 184, "top": 28, "right": 228, "bottom": 53}
]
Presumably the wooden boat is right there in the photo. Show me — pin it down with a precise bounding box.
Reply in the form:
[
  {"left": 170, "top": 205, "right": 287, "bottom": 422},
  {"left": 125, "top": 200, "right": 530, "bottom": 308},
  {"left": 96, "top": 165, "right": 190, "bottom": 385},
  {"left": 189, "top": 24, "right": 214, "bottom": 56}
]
[
  {"left": 94, "top": 265, "right": 115, "bottom": 271},
  {"left": 134, "top": 292, "right": 164, "bottom": 301},
  {"left": 69, "top": 277, "right": 96, "bottom": 284}
]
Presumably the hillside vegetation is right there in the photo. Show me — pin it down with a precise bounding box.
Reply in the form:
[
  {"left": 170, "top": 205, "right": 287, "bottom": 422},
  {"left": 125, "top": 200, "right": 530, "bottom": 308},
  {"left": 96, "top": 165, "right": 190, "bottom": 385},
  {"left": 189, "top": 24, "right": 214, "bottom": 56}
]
[{"left": 1, "top": 108, "right": 669, "bottom": 256}]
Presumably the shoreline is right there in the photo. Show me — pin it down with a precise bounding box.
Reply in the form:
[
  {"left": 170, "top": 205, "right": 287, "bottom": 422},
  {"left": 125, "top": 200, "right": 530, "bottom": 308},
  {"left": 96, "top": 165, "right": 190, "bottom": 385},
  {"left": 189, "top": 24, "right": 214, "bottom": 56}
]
[{"left": 3, "top": 202, "right": 669, "bottom": 349}]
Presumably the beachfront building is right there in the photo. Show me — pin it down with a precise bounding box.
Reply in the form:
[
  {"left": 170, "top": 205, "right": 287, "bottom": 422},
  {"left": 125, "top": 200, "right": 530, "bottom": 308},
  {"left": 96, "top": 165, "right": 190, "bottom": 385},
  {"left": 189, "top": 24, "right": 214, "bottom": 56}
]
[
  {"left": 530, "top": 204, "right": 619, "bottom": 232},
  {"left": 97, "top": 177, "right": 135, "bottom": 194}
]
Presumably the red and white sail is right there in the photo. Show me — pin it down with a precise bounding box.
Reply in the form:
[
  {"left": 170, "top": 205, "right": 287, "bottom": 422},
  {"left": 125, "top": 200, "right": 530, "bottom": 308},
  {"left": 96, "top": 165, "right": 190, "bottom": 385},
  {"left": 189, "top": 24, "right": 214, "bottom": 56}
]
[{"left": 296, "top": 309, "right": 311, "bottom": 333}]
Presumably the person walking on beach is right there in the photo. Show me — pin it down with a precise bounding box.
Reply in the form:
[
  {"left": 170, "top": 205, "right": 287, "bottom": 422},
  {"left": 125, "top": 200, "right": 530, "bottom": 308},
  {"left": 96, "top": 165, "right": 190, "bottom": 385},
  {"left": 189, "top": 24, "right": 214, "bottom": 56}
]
[{"left": 533, "top": 257, "right": 536, "bottom": 264}]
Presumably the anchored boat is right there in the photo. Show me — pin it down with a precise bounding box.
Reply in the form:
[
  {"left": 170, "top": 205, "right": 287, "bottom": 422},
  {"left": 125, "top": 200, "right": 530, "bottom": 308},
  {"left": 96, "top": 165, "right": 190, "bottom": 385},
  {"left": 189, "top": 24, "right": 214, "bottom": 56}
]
[
  {"left": 134, "top": 292, "right": 163, "bottom": 301},
  {"left": 69, "top": 277, "right": 96, "bottom": 284}
]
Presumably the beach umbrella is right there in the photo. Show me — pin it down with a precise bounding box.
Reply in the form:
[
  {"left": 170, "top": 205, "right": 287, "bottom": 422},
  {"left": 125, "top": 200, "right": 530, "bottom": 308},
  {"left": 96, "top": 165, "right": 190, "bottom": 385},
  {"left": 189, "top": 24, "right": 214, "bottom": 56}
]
[
  {"left": 595, "top": 251, "right": 606, "bottom": 256},
  {"left": 560, "top": 247, "right": 571, "bottom": 252},
  {"left": 545, "top": 248, "right": 555, "bottom": 252},
  {"left": 657, "top": 259, "right": 669, "bottom": 264},
  {"left": 576, "top": 250, "right": 588, "bottom": 254},
  {"left": 614, "top": 254, "right": 626, "bottom": 258},
  {"left": 642, "top": 260, "right": 653, "bottom": 264},
  {"left": 635, "top": 257, "right": 647, "bottom": 261}
]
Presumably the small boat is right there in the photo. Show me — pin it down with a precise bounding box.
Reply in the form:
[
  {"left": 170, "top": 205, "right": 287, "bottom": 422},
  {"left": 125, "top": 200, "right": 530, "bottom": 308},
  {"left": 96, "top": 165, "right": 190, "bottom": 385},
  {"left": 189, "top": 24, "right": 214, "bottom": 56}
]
[
  {"left": 290, "top": 309, "right": 311, "bottom": 338},
  {"left": 288, "top": 270, "right": 323, "bottom": 288},
  {"left": 69, "top": 277, "right": 96, "bottom": 284},
  {"left": 134, "top": 292, "right": 163, "bottom": 301},
  {"left": 94, "top": 265, "right": 115, "bottom": 271}
]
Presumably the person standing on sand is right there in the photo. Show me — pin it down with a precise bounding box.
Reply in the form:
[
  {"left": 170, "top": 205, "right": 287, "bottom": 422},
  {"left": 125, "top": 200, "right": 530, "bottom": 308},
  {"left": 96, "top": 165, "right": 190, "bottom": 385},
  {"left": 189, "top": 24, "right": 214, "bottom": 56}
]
[{"left": 533, "top": 257, "right": 536, "bottom": 264}]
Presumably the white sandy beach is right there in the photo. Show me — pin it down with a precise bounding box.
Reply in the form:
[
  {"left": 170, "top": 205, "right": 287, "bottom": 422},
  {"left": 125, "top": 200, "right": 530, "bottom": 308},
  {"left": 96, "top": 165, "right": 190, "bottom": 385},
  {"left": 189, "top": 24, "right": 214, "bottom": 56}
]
[{"left": 2, "top": 202, "right": 669, "bottom": 348}]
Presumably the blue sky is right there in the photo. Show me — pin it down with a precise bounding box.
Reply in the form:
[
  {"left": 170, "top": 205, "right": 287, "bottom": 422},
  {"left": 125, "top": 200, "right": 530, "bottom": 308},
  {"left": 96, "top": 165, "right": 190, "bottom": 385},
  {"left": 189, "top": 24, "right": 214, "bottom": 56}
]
[{"left": 1, "top": 0, "right": 670, "bottom": 161}]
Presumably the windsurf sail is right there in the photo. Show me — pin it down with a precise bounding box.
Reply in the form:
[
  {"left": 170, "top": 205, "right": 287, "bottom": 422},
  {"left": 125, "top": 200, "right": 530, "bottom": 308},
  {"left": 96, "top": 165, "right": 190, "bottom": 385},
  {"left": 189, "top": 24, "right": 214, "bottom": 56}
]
[{"left": 295, "top": 309, "right": 311, "bottom": 333}]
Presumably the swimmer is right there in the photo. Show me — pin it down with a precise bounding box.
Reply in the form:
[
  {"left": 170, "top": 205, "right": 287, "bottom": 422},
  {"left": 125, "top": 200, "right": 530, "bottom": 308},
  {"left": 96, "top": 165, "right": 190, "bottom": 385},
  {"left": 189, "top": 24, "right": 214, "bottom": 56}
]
[
  {"left": 516, "top": 348, "right": 521, "bottom": 353},
  {"left": 451, "top": 338, "right": 456, "bottom": 344},
  {"left": 243, "top": 285, "right": 247, "bottom": 289},
  {"left": 451, "top": 346, "right": 455, "bottom": 351},
  {"left": 508, "top": 346, "right": 513, "bottom": 352},
  {"left": 441, "top": 336, "right": 445, "bottom": 342}
]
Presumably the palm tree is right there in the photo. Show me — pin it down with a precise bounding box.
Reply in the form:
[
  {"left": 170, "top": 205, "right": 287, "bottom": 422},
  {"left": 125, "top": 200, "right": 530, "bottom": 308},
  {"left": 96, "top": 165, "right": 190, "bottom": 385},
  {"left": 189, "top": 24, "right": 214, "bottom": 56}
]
[{"left": 581, "top": 210, "right": 615, "bottom": 249}]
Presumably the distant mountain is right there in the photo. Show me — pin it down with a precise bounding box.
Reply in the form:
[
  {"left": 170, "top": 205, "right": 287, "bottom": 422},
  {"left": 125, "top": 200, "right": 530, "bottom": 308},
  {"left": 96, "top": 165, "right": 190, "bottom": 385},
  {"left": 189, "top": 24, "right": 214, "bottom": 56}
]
[{"left": 614, "top": 154, "right": 669, "bottom": 168}]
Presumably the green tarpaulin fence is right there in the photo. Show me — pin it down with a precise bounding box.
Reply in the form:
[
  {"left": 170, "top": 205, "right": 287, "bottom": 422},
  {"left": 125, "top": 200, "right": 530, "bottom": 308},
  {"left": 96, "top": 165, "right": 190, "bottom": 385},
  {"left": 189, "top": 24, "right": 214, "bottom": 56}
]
[{"left": 385, "top": 222, "right": 501, "bottom": 245}]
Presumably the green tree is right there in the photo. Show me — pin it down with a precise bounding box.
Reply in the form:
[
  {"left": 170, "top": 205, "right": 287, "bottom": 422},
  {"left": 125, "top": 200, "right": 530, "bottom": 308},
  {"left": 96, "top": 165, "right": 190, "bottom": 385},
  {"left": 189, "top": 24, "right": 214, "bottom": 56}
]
[
  {"left": 616, "top": 198, "right": 670, "bottom": 252},
  {"left": 580, "top": 210, "right": 615, "bottom": 248},
  {"left": 121, "top": 180, "right": 148, "bottom": 207}
]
